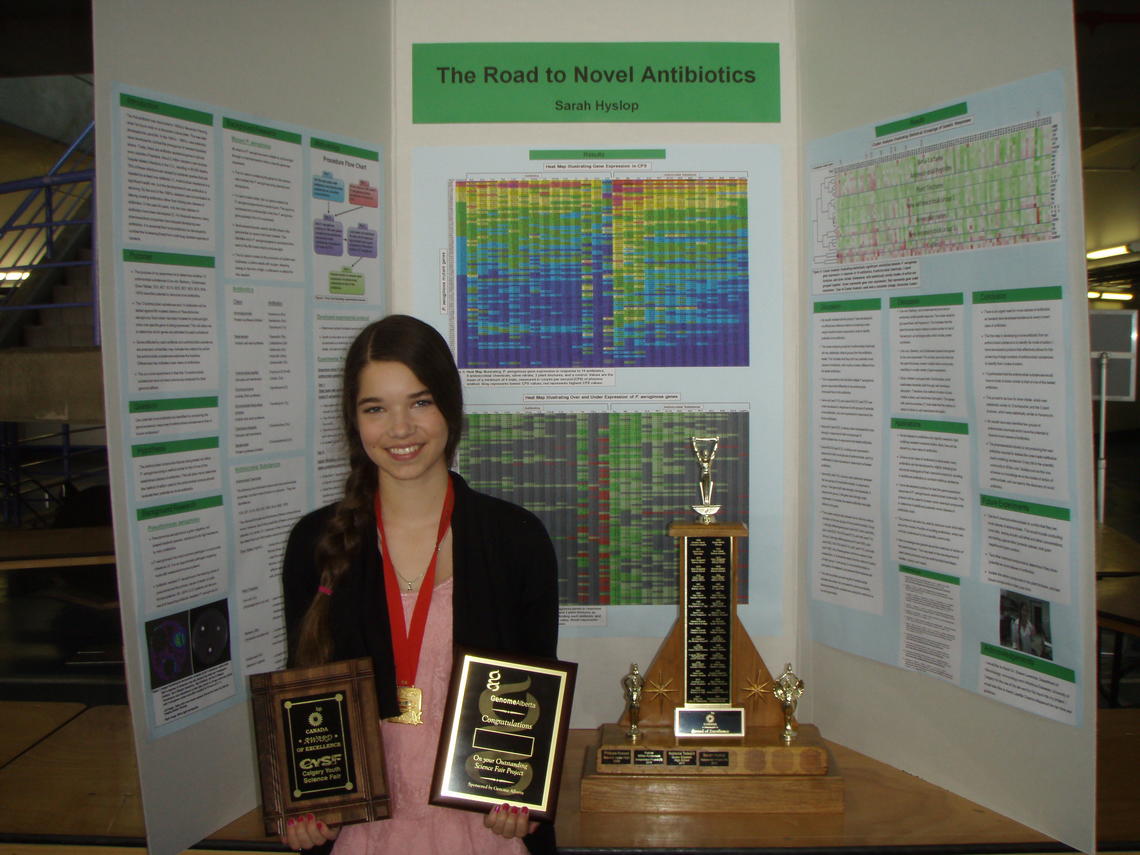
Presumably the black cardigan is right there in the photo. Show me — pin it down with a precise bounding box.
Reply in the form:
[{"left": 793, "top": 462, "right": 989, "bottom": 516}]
[
  {"left": 282, "top": 471, "right": 560, "bottom": 717},
  {"left": 281, "top": 472, "right": 560, "bottom": 854}
]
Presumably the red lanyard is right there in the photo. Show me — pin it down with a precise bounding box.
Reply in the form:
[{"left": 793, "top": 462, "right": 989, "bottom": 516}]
[{"left": 375, "top": 476, "right": 454, "bottom": 687}]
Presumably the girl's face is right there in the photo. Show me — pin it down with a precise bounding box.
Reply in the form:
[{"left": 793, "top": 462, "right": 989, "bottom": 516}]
[{"left": 355, "top": 360, "right": 449, "bottom": 486}]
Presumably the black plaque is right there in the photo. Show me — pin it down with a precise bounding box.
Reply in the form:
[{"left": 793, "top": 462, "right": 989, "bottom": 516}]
[
  {"left": 249, "top": 657, "right": 389, "bottom": 836},
  {"left": 683, "top": 535, "right": 734, "bottom": 705},
  {"left": 430, "top": 647, "right": 576, "bottom": 821}
]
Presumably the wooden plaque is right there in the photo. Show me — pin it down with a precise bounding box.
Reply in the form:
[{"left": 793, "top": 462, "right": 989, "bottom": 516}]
[
  {"left": 249, "top": 657, "right": 390, "bottom": 837},
  {"left": 430, "top": 647, "right": 576, "bottom": 821}
]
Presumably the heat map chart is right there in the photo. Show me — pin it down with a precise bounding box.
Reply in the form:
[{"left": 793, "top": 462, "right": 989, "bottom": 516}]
[
  {"left": 810, "top": 109, "right": 1061, "bottom": 289},
  {"left": 453, "top": 175, "right": 748, "bottom": 368},
  {"left": 456, "top": 409, "right": 748, "bottom": 606}
]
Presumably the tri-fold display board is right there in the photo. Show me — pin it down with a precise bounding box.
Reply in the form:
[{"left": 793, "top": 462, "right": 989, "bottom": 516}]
[{"left": 93, "top": 1, "right": 1094, "bottom": 853}]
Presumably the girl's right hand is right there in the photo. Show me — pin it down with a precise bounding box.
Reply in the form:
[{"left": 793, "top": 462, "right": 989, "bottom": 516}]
[{"left": 282, "top": 813, "right": 340, "bottom": 850}]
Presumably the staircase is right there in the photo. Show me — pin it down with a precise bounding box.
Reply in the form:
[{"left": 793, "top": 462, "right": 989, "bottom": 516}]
[{"left": 0, "top": 121, "right": 105, "bottom": 528}]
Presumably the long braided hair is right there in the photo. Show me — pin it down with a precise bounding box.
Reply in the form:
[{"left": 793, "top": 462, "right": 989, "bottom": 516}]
[{"left": 291, "top": 315, "right": 463, "bottom": 666}]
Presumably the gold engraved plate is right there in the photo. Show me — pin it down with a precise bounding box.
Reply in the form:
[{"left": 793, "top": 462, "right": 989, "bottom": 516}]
[{"left": 388, "top": 685, "right": 424, "bottom": 725}]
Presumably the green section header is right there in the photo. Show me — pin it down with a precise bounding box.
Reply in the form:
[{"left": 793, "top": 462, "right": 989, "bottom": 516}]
[
  {"left": 813, "top": 298, "right": 881, "bottom": 313},
  {"left": 222, "top": 117, "right": 302, "bottom": 145},
  {"left": 122, "top": 249, "right": 214, "bottom": 268},
  {"left": 413, "top": 42, "right": 780, "bottom": 123},
  {"left": 129, "top": 397, "right": 219, "bottom": 414},
  {"left": 137, "top": 494, "right": 224, "bottom": 521},
  {"left": 890, "top": 293, "right": 964, "bottom": 309},
  {"left": 899, "top": 565, "right": 961, "bottom": 586},
  {"left": 891, "top": 418, "right": 969, "bottom": 435},
  {"left": 530, "top": 149, "right": 666, "bottom": 160},
  {"left": 981, "top": 643, "right": 1076, "bottom": 682},
  {"left": 120, "top": 93, "right": 213, "bottom": 126},
  {"left": 876, "top": 102, "right": 968, "bottom": 138},
  {"left": 311, "top": 137, "right": 380, "bottom": 162},
  {"left": 980, "top": 495, "right": 1071, "bottom": 521},
  {"left": 973, "top": 286, "right": 1064, "bottom": 304},
  {"left": 131, "top": 436, "right": 219, "bottom": 458}
]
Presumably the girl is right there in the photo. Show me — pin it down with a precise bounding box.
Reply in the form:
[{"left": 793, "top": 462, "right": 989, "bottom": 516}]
[{"left": 281, "top": 315, "right": 558, "bottom": 853}]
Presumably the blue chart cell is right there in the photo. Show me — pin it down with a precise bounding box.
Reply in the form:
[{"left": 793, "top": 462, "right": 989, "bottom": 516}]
[
  {"left": 454, "top": 178, "right": 749, "bottom": 369},
  {"left": 314, "top": 213, "right": 343, "bottom": 256},
  {"left": 458, "top": 410, "right": 749, "bottom": 605},
  {"left": 313, "top": 170, "right": 346, "bottom": 202},
  {"left": 347, "top": 223, "right": 378, "bottom": 258}
]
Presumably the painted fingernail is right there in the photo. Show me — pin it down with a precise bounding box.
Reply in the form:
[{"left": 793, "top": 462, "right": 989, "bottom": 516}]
[
  {"left": 287, "top": 818, "right": 295, "bottom": 827},
  {"left": 510, "top": 805, "right": 520, "bottom": 814},
  {"left": 522, "top": 807, "right": 529, "bottom": 815}
]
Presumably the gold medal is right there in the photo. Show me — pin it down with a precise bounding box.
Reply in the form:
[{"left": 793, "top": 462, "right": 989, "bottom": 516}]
[{"left": 387, "top": 685, "right": 424, "bottom": 725}]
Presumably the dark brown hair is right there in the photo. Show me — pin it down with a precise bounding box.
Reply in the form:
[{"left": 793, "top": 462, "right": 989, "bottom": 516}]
[{"left": 292, "top": 315, "right": 463, "bottom": 665}]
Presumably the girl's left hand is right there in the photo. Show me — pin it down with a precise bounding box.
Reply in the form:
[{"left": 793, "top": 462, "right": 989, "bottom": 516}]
[{"left": 484, "top": 803, "right": 538, "bottom": 839}]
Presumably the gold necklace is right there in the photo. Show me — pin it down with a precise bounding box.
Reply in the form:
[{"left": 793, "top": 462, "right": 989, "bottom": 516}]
[{"left": 379, "top": 529, "right": 444, "bottom": 591}]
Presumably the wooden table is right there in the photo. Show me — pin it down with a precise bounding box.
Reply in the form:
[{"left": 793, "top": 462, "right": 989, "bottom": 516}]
[
  {"left": 0, "top": 701, "right": 86, "bottom": 767},
  {"left": 0, "top": 527, "right": 115, "bottom": 572},
  {"left": 0, "top": 705, "right": 1080, "bottom": 853}
]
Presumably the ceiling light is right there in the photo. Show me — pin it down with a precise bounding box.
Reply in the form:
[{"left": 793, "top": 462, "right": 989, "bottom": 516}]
[
  {"left": 1088, "top": 291, "right": 1101, "bottom": 299},
  {"left": 1087, "top": 245, "right": 1130, "bottom": 260},
  {"left": 1097, "top": 292, "right": 1134, "bottom": 301}
]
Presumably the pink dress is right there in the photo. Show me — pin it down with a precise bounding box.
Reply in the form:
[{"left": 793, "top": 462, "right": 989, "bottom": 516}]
[{"left": 334, "top": 578, "right": 527, "bottom": 855}]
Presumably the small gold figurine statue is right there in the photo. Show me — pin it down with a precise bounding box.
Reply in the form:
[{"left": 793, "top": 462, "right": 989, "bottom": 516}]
[
  {"left": 690, "top": 435, "right": 721, "bottom": 523},
  {"left": 622, "top": 663, "right": 645, "bottom": 743},
  {"left": 773, "top": 663, "right": 805, "bottom": 745}
]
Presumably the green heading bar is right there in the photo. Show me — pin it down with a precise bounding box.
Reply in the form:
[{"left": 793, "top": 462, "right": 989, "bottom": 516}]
[
  {"left": 890, "top": 293, "right": 964, "bottom": 309},
  {"left": 891, "top": 418, "right": 969, "bottom": 435},
  {"left": 973, "top": 286, "right": 1064, "bottom": 305},
  {"left": 876, "top": 102, "right": 968, "bottom": 138},
  {"left": 899, "top": 565, "right": 961, "bottom": 586},
  {"left": 980, "top": 495, "right": 1071, "bottom": 522},
  {"left": 137, "top": 494, "right": 224, "bottom": 521},
  {"left": 129, "top": 397, "right": 219, "bottom": 414},
  {"left": 122, "top": 249, "right": 214, "bottom": 268},
  {"left": 223, "top": 117, "right": 302, "bottom": 145},
  {"left": 814, "top": 298, "right": 881, "bottom": 313},
  {"left": 413, "top": 42, "right": 780, "bottom": 123},
  {"left": 981, "top": 643, "right": 1075, "bottom": 683},
  {"left": 131, "top": 436, "right": 219, "bottom": 458},
  {"left": 311, "top": 137, "right": 380, "bottom": 162},
  {"left": 120, "top": 93, "right": 213, "bottom": 126},
  {"left": 530, "top": 149, "right": 666, "bottom": 161}
]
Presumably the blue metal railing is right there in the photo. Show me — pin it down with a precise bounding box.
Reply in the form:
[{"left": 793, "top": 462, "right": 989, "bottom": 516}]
[
  {"left": 0, "top": 122, "right": 104, "bottom": 527},
  {"left": 0, "top": 120, "right": 98, "bottom": 346}
]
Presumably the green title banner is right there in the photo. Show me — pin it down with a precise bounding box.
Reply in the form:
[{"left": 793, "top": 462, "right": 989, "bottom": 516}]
[
  {"left": 973, "top": 286, "right": 1064, "bottom": 304},
  {"left": 129, "top": 397, "right": 219, "bottom": 414},
  {"left": 530, "top": 149, "right": 666, "bottom": 161},
  {"left": 876, "top": 102, "right": 967, "bottom": 138},
  {"left": 223, "top": 118, "right": 302, "bottom": 145},
  {"left": 131, "top": 436, "right": 220, "bottom": 458},
  {"left": 980, "top": 494, "right": 1071, "bottom": 521},
  {"left": 891, "top": 418, "right": 969, "bottom": 435},
  {"left": 890, "top": 293, "right": 964, "bottom": 309},
  {"left": 120, "top": 93, "right": 213, "bottom": 126},
  {"left": 137, "top": 494, "right": 224, "bottom": 522},
  {"left": 899, "top": 565, "right": 961, "bottom": 586},
  {"left": 312, "top": 137, "right": 379, "bottom": 162},
  {"left": 413, "top": 42, "right": 780, "bottom": 123},
  {"left": 813, "top": 298, "right": 881, "bottom": 314},
  {"left": 122, "top": 249, "right": 215, "bottom": 268},
  {"left": 981, "top": 643, "right": 1075, "bottom": 683}
]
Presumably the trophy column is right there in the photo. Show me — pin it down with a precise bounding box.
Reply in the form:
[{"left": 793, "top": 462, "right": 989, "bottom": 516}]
[{"left": 579, "top": 436, "right": 844, "bottom": 815}]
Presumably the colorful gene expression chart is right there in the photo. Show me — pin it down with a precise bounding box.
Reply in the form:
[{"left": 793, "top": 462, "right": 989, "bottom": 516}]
[
  {"left": 111, "top": 85, "right": 385, "bottom": 736},
  {"left": 411, "top": 144, "right": 788, "bottom": 640},
  {"left": 806, "top": 72, "right": 1087, "bottom": 725}
]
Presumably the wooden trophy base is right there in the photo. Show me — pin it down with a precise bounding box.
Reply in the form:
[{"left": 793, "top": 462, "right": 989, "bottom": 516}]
[{"left": 580, "top": 724, "right": 844, "bottom": 814}]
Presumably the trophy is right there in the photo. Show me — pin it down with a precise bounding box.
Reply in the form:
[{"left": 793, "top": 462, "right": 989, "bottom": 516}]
[
  {"left": 623, "top": 664, "right": 644, "bottom": 743},
  {"left": 580, "top": 435, "right": 843, "bottom": 815},
  {"left": 773, "top": 663, "right": 805, "bottom": 745}
]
